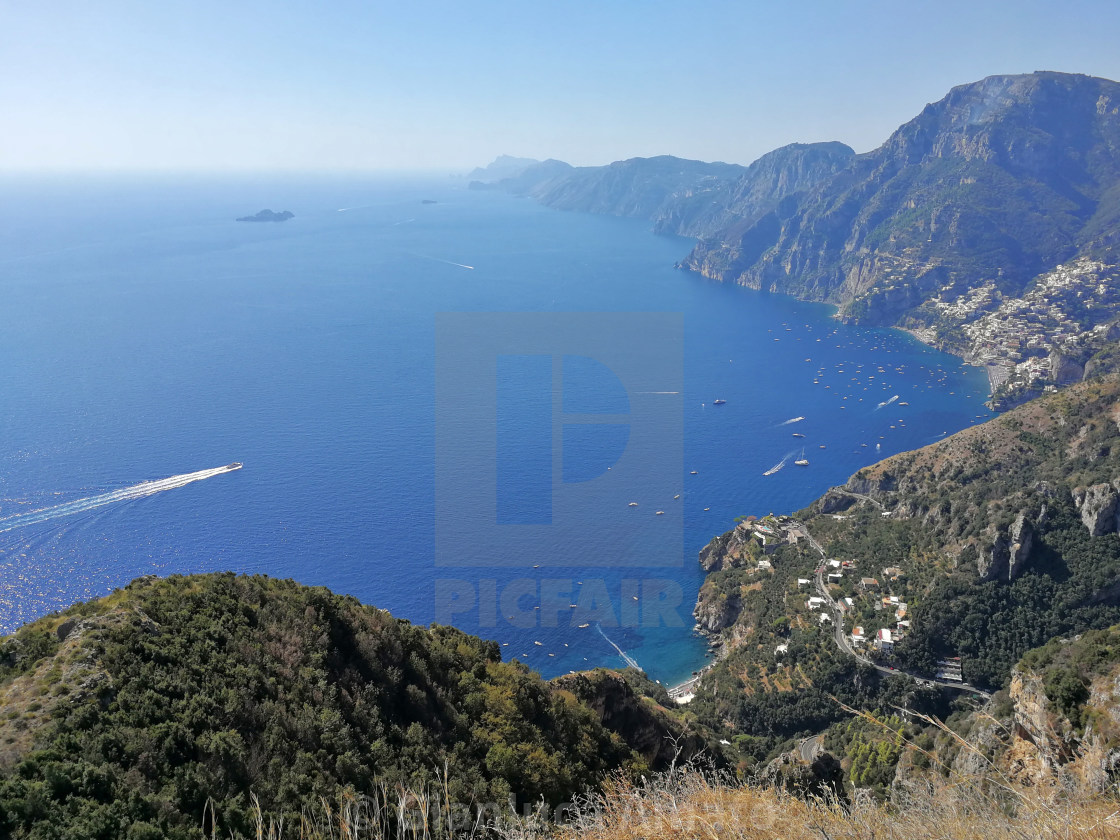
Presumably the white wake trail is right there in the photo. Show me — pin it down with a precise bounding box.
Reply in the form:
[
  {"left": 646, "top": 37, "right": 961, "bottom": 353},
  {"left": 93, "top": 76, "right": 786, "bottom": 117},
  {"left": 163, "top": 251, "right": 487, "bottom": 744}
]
[
  {"left": 409, "top": 252, "right": 474, "bottom": 270},
  {"left": 596, "top": 623, "right": 641, "bottom": 670},
  {"left": 0, "top": 464, "right": 242, "bottom": 534},
  {"left": 875, "top": 395, "right": 899, "bottom": 410},
  {"left": 763, "top": 450, "right": 798, "bottom": 476}
]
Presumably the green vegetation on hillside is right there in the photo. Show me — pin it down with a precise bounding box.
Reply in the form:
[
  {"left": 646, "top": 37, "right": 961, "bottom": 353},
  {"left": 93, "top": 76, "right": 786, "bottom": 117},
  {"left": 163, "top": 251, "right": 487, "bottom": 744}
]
[
  {"left": 685, "top": 375, "right": 1120, "bottom": 791},
  {"left": 0, "top": 574, "right": 698, "bottom": 839}
]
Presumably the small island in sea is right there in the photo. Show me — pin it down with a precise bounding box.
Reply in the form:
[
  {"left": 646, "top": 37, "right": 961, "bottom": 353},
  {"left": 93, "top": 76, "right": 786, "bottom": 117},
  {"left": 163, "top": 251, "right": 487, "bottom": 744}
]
[{"left": 235, "top": 209, "right": 294, "bottom": 222}]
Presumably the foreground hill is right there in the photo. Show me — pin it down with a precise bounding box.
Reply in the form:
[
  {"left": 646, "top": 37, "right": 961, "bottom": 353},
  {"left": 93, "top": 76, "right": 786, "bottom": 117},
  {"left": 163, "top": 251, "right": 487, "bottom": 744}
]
[{"left": 0, "top": 574, "right": 711, "bottom": 839}]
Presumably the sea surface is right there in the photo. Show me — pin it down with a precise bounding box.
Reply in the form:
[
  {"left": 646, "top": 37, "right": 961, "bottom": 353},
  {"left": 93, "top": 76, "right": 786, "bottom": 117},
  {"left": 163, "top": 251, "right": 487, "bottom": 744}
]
[{"left": 0, "top": 173, "right": 993, "bottom": 685}]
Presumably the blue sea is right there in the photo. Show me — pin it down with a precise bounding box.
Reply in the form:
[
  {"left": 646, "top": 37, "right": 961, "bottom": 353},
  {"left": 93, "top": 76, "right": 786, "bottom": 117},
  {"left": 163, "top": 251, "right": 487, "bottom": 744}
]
[{"left": 0, "top": 173, "right": 993, "bottom": 685}]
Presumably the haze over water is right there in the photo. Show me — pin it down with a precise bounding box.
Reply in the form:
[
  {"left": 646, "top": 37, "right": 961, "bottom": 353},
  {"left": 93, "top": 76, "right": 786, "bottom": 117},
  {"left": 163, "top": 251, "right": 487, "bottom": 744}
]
[{"left": 0, "top": 174, "right": 993, "bottom": 684}]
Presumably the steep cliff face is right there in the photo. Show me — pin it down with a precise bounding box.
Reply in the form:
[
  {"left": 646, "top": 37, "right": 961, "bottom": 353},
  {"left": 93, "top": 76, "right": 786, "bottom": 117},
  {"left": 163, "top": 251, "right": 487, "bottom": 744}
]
[
  {"left": 698, "top": 521, "right": 759, "bottom": 572},
  {"left": 884, "top": 628, "right": 1120, "bottom": 797},
  {"left": 974, "top": 629, "right": 1120, "bottom": 791},
  {"left": 653, "top": 142, "right": 855, "bottom": 238},
  {"left": 472, "top": 145, "right": 853, "bottom": 242},
  {"left": 694, "top": 584, "right": 741, "bottom": 633},
  {"left": 1073, "top": 482, "right": 1120, "bottom": 536},
  {"left": 682, "top": 72, "right": 1120, "bottom": 327},
  {"left": 977, "top": 511, "right": 1035, "bottom": 581}
]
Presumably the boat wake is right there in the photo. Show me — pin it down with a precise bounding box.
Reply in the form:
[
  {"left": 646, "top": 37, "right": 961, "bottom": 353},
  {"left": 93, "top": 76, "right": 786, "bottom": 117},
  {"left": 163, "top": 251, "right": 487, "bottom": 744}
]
[
  {"left": 763, "top": 450, "right": 798, "bottom": 476},
  {"left": 410, "top": 252, "right": 474, "bottom": 270},
  {"left": 778, "top": 416, "right": 805, "bottom": 426},
  {"left": 596, "top": 623, "right": 640, "bottom": 670},
  {"left": 0, "top": 464, "right": 242, "bottom": 534},
  {"left": 875, "top": 395, "right": 900, "bottom": 410}
]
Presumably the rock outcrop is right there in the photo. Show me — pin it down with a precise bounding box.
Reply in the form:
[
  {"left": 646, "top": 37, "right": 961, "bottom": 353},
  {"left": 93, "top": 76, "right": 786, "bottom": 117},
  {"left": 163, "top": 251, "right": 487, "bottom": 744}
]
[
  {"left": 1072, "top": 482, "right": 1120, "bottom": 536},
  {"left": 760, "top": 749, "right": 846, "bottom": 801},
  {"left": 693, "top": 585, "right": 740, "bottom": 633},
  {"left": 1051, "top": 352, "right": 1087, "bottom": 386},
  {"left": 816, "top": 488, "right": 857, "bottom": 514},
  {"left": 1007, "top": 512, "right": 1034, "bottom": 579},
  {"left": 845, "top": 472, "right": 897, "bottom": 497},
  {"left": 697, "top": 521, "right": 757, "bottom": 572},
  {"left": 980, "top": 512, "right": 1035, "bottom": 581}
]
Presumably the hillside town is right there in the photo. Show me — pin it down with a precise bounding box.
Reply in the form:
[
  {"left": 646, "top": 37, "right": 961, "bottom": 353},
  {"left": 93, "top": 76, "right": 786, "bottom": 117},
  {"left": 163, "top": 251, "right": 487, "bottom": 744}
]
[{"left": 912, "top": 257, "right": 1120, "bottom": 406}]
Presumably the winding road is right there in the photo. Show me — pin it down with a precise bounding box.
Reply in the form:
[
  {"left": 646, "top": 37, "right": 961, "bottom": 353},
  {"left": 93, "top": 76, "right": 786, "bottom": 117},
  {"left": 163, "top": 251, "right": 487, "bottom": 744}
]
[
  {"left": 802, "top": 523, "right": 991, "bottom": 699},
  {"left": 669, "top": 512, "right": 992, "bottom": 704}
]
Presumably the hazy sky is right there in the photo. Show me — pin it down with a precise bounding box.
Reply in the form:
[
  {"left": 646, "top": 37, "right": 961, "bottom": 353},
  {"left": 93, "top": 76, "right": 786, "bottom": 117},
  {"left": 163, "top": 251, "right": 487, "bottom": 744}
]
[{"left": 5, "top": 0, "right": 1120, "bottom": 172}]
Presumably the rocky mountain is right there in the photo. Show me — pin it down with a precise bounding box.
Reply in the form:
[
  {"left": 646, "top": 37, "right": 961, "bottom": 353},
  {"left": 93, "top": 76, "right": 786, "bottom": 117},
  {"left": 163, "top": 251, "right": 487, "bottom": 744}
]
[
  {"left": 684, "top": 72, "right": 1120, "bottom": 321},
  {"left": 468, "top": 156, "right": 575, "bottom": 195},
  {"left": 476, "top": 72, "right": 1120, "bottom": 409},
  {"left": 683, "top": 72, "right": 1120, "bottom": 406},
  {"left": 652, "top": 141, "right": 855, "bottom": 238},
  {"left": 0, "top": 574, "right": 713, "bottom": 839},
  {"left": 890, "top": 626, "right": 1120, "bottom": 795},
  {"left": 472, "top": 144, "right": 855, "bottom": 242}
]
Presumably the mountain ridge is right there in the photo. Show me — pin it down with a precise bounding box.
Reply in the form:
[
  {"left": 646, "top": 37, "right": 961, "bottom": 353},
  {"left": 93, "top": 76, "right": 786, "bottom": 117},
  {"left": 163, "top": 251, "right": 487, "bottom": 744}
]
[{"left": 475, "top": 71, "right": 1120, "bottom": 408}]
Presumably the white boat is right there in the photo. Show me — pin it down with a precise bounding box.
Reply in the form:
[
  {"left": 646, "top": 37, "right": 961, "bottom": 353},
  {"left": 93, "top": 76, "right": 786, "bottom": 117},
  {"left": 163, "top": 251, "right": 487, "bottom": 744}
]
[{"left": 794, "top": 448, "right": 809, "bottom": 466}]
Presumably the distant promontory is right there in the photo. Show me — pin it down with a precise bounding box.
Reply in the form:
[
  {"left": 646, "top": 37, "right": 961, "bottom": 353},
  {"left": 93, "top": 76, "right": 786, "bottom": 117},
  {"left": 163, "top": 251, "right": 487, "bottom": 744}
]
[{"left": 236, "top": 209, "right": 294, "bottom": 222}]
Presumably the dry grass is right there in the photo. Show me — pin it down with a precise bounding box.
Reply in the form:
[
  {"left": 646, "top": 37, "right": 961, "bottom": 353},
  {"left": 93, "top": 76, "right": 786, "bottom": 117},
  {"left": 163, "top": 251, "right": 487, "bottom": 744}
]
[
  {"left": 215, "top": 708, "right": 1120, "bottom": 840},
  {"left": 219, "top": 765, "right": 1120, "bottom": 840},
  {"left": 541, "top": 767, "right": 1120, "bottom": 840}
]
